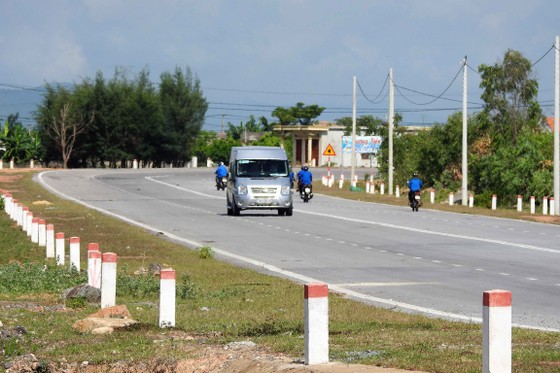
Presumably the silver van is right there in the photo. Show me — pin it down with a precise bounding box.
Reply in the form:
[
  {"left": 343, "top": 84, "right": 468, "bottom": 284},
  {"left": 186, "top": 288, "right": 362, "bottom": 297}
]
[{"left": 226, "top": 146, "right": 293, "bottom": 216}]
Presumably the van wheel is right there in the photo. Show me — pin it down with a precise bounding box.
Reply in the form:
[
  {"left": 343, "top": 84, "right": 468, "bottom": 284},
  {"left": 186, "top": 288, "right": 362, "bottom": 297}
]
[
  {"left": 285, "top": 207, "right": 293, "bottom": 216},
  {"left": 232, "top": 202, "right": 240, "bottom": 216},
  {"left": 277, "top": 209, "right": 286, "bottom": 216}
]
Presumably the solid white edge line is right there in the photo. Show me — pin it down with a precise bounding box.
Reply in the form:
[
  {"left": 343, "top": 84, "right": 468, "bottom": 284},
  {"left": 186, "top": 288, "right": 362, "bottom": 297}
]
[{"left": 36, "top": 171, "right": 560, "bottom": 332}]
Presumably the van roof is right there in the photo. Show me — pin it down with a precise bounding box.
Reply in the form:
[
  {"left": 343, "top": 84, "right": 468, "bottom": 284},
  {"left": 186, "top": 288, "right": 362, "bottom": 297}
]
[{"left": 230, "top": 146, "right": 287, "bottom": 161}]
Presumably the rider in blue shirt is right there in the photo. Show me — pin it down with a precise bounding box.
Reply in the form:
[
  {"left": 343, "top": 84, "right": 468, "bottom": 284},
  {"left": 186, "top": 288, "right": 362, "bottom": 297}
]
[
  {"left": 408, "top": 172, "right": 423, "bottom": 204},
  {"left": 297, "top": 166, "right": 313, "bottom": 194},
  {"left": 215, "top": 162, "right": 228, "bottom": 184}
]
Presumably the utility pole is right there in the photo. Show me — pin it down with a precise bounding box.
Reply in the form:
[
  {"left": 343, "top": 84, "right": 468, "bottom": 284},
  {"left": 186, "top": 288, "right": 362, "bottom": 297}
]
[
  {"left": 554, "top": 36, "right": 559, "bottom": 215},
  {"left": 388, "top": 68, "right": 394, "bottom": 195},
  {"left": 351, "top": 76, "right": 357, "bottom": 185},
  {"left": 462, "top": 57, "right": 468, "bottom": 206}
]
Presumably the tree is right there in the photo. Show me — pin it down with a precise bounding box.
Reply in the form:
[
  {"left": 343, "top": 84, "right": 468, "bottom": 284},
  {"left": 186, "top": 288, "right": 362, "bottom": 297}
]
[
  {"left": 336, "top": 115, "right": 385, "bottom": 136},
  {"left": 271, "top": 102, "right": 325, "bottom": 125},
  {"left": 0, "top": 114, "right": 42, "bottom": 163},
  {"left": 478, "top": 49, "right": 542, "bottom": 146}
]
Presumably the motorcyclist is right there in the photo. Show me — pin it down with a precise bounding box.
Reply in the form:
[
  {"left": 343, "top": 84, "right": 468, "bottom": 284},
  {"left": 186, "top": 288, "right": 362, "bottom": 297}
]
[
  {"left": 408, "top": 172, "right": 423, "bottom": 205},
  {"left": 215, "top": 162, "right": 228, "bottom": 186},
  {"left": 297, "top": 165, "right": 313, "bottom": 196}
]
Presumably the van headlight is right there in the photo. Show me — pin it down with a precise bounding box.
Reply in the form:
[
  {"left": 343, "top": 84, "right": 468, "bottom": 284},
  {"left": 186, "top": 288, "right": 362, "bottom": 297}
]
[
  {"left": 281, "top": 185, "right": 291, "bottom": 195},
  {"left": 238, "top": 184, "right": 248, "bottom": 195}
]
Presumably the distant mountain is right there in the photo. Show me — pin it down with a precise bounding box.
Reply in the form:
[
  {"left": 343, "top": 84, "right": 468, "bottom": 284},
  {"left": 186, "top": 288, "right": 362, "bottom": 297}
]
[{"left": 0, "top": 87, "right": 44, "bottom": 129}]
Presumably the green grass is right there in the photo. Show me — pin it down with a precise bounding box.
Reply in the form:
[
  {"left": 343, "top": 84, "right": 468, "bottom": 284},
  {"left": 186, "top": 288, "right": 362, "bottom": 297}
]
[{"left": 1, "top": 170, "right": 559, "bottom": 372}]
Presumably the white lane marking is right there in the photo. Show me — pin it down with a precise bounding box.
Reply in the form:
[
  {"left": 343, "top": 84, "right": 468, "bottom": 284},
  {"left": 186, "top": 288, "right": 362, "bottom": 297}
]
[
  {"left": 37, "top": 171, "right": 560, "bottom": 332},
  {"left": 335, "top": 282, "right": 437, "bottom": 287}
]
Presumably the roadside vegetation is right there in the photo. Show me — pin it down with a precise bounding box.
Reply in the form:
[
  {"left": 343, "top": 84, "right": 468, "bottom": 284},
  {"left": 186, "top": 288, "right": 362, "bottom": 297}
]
[{"left": 1, "top": 171, "right": 559, "bottom": 372}]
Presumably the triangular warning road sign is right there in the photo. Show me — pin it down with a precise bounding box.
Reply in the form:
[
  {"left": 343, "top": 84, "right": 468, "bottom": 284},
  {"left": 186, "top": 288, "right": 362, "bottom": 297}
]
[{"left": 323, "top": 144, "right": 336, "bottom": 156}]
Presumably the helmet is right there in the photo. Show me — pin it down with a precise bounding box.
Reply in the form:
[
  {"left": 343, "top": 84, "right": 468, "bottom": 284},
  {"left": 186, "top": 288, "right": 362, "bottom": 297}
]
[
  {"left": 219, "top": 162, "right": 224, "bottom": 166},
  {"left": 302, "top": 166, "right": 309, "bottom": 171},
  {"left": 413, "top": 172, "right": 418, "bottom": 177}
]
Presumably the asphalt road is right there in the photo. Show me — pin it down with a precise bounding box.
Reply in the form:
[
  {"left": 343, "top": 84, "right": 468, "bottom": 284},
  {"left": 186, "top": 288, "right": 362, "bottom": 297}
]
[{"left": 36, "top": 168, "right": 560, "bottom": 331}]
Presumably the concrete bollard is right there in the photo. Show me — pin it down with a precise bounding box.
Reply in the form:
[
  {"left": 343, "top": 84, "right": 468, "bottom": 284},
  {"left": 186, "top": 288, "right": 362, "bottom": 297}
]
[
  {"left": 380, "top": 182, "right": 385, "bottom": 195},
  {"left": 449, "top": 192, "right": 454, "bottom": 206},
  {"left": 328, "top": 175, "right": 334, "bottom": 188},
  {"left": 9, "top": 199, "right": 18, "bottom": 220},
  {"left": 530, "top": 196, "right": 535, "bottom": 214},
  {"left": 55, "top": 232, "right": 65, "bottom": 265},
  {"left": 38, "top": 219, "right": 47, "bottom": 247},
  {"left": 491, "top": 194, "right": 497, "bottom": 211},
  {"left": 430, "top": 189, "right": 435, "bottom": 204},
  {"left": 101, "top": 252, "right": 118, "bottom": 308},
  {"left": 365, "top": 181, "right": 370, "bottom": 193},
  {"left": 21, "top": 207, "right": 29, "bottom": 231},
  {"left": 339, "top": 174, "right": 344, "bottom": 189},
  {"left": 370, "top": 182, "right": 375, "bottom": 194},
  {"left": 46, "top": 224, "right": 55, "bottom": 258},
  {"left": 469, "top": 193, "right": 474, "bottom": 208},
  {"left": 26, "top": 212, "right": 33, "bottom": 237},
  {"left": 483, "top": 290, "right": 512, "bottom": 373},
  {"left": 3, "top": 193, "right": 12, "bottom": 214},
  {"left": 9, "top": 159, "right": 14, "bottom": 169},
  {"left": 395, "top": 185, "right": 400, "bottom": 198},
  {"left": 31, "top": 217, "right": 39, "bottom": 244},
  {"left": 15, "top": 203, "right": 22, "bottom": 226},
  {"left": 304, "top": 283, "right": 329, "bottom": 365},
  {"left": 133, "top": 159, "right": 138, "bottom": 169},
  {"left": 550, "top": 198, "right": 555, "bottom": 216},
  {"left": 516, "top": 195, "right": 522, "bottom": 212},
  {"left": 542, "top": 197, "right": 548, "bottom": 215},
  {"left": 88, "top": 250, "right": 102, "bottom": 289},
  {"left": 0, "top": 159, "right": 3, "bottom": 170},
  {"left": 69, "top": 237, "right": 80, "bottom": 271},
  {"left": 159, "top": 268, "right": 176, "bottom": 328}
]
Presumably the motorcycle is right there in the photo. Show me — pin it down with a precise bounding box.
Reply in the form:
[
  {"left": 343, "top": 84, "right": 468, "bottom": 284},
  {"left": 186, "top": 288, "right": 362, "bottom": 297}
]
[
  {"left": 216, "top": 176, "right": 227, "bottom": 191},
  {"left": 300, "top": 184, "right": 313, "bottom": 203},
  {"left": 410, "top": 191, "right": 421, "bottom": 212}
]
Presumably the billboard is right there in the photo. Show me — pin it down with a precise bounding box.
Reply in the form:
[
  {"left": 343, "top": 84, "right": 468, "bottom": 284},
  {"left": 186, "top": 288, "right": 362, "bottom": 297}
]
[{"left": 341, "top": 136, "right": 383, "bottom": 154}]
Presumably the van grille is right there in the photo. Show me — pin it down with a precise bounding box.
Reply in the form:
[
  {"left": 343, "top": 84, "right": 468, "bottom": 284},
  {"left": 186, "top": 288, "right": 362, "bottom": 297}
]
[{"left": 251, "top": 187, "right": 277, "bottom": 194}]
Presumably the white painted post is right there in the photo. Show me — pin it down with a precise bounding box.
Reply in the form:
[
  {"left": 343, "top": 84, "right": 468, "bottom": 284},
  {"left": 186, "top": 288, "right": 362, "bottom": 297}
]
[
  {"left": 88, "top": 249, "right": 102, "bottom": 289},
  {"left": 159, "top": 268, "right": 176, "bottom": 328},
  {"left": 469, "top": 193, "right": 474, "bottom": 208},
  {"left": 38, "top": 219, "right": 46, "bottom": 247},
  {"left": 530, "top": 196, "right": 535, "bottom": 214},
  {"left": 3, "top": 193, "right": 11, "bottom": 214},
  {"left": 339, "top": 174, "right": 344, "bottom": 189},
  {"left": 0, "top": 159, "right": 3, "bottom": 170},
  {"left": 449, "top": 192, "right": 454, "bottom": 206},
  {"left": 351, "top": 176, "right": 357, "bottom": 188},
  {"left": 132, "top": 159, "right": 138, "bottom": 169},
  {"left": 483, "top": 290, "right": 512, "bottom": 373},
  {"left": 430, "top": 189, "right": 435, "bottom": 204},
  {"left": 370, "top": 182, "right": 375, "bottom": 194},
  {"left": 365, "top": 181, "right": 370, "bottom": 193},
  {"left": 26, "top": 212, "right": 33, "bottom": 237},
  {"left": 328, "top": 175, "right": 334, "bottom": 188},
  {"left": 101, "top": 252, "right": 118, "bottom": 308},
  {"left": 9, "top": 158, "right": 14, "bottom": 169},
  {"left": 395, "top": 185, "right": 400, "bottom": 198},
  {"left": 21, "top": 207, "right": 29, "bottom": 232},
  {"left": 46, "top": 224, "right": 55, "bottom": 258},
  {"left": 31, "top": 217, "right": 39, "bottom": 244},
  {"left": 69, "top": 237, "right": 80, "bottom": 272},
  {"left": 543, "top": 196, "right": 549, "bottom": 215},
  {"left": 55, "top": 232, "right": 65, "bottom": 265},
  {"left": 550, "top": 197, "right": 555, "bottom": 216},
  {"left": 516, "top": 195, "right": 522, "bottom": 212},
  {"left": 15, "top": 203, "right": 22, "bottom": 226},
  {"left": 9, "top": 199, "right": 17, "bottom": 220},
  {"left": 30, "top": 159, "right": 34, "bottom": 168},
  {"left": 304, "top": 283, "right": 329, "bottom": 365},
  {"left": 380, "top": 182, "right": 385, "bottom": 195},
  {"left": 491, "top": 194, "right": 497, "bottom": 211}
]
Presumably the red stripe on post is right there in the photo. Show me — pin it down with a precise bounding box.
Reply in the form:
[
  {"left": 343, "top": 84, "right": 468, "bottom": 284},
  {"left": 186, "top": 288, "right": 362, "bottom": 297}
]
[
  {"left": 88, "top": 243, "right": 99, "bottom": 251},
  {"left": 305, "top": 283, "right": 328, "bottom": 299},
  {"left": 160, "top": 269, "right": 176, "bottom": 280},
  {"left": 102, "top": 252, "right": 117, "bottom": 263},
  {"left": 70, "top": 237, "right": 80, "bottom": 244},
  {"left": 32, "top": 218, "right": 39, "bottom": 223},
  {"left": 88, "top": 250, "right": 102, "bottom": 259},
  {"left": 55, "top": 232, "right": 64, "bottom": 239},
  {"left": 483, "top": 290, "right": 511, "bottom": 307},
  {"left": 47, "top": 224, "right": 54, "bottom": 230}
]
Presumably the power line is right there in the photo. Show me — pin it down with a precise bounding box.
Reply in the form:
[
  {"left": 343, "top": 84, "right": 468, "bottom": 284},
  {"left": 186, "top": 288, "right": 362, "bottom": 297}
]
[{"left": 356, "top": 75, "right": 389, "bottom": 104}]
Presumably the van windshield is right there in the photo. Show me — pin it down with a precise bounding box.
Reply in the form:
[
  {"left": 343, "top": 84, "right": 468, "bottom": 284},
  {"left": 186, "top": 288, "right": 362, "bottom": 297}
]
[{"left": 235, "top": 159, "right": 289, "bottom": 178}]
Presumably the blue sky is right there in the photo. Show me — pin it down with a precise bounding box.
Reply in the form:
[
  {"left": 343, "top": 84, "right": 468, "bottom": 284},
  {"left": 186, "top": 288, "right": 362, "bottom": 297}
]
[{"left": 1, "top": 0, "right": 559, "bottom": 131}]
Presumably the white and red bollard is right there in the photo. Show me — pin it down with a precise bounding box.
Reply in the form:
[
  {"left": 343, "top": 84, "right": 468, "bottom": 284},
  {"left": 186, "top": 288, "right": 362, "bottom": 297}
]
[
  {"left": 38, "top": 219, "right": 47, "bottom": 247},
  {"left": 380, "top": 182, "right": 385, "bottom": 195},
  {"left": 21, "top": 207, "right": 29, "bottom": 232},
  {"left": 159, "top": 268, "right": 176, "bottom": 328},
  {"left": 469, "top": 193, "right": 474, "bottom": 208},
  {"left": 530, "top": 196, "right": 535, "bottom": 214},
  {"left": 101, "top": 252, "right": 118, "bottom": 308},
  {"left": 491, "top": 194, "right": 497, "bottom": 211},
  {"left": 339, "top": 174, "right": 344, "bottom": 189},
  {"left": 55, "top": 232, "right": 65, "bottom": 265},
  {"left": 365, "top": 181, "right": 370, "bottom": 193},
  {"left": 516, "top": 195, "right": 522, "bottom": 212},
  {"left": 449, "top": 192, "right": 454, "bottom": 206},
  {"left": 31, "top": 217, "right": 39, "bottom": 244},
  {"left": 483, "top": 289, "right": 512, "bottom": 373},
  {"left": 430, "top": 189, "right": 435, "bottom": 204},
  {"left": 46, "top": 224, "right": 55, "bottom": 258},
  {"left": 26, "top": 212, "right": 33, "bottom": 237},
  {"left": 304, "top": 283, "right": 329, "bottom": 365},
  {"left": 550, "top": 198, "right": 555, "bottom": 216},
  {"left": 88, "top": 244, "right": 102, "bottom": 289},
  {"left": 542, "top": 196, "right": 548, "bottom": 215},
  {"left": 395, "top": 185, "right": 400, "bottom": 198},
  {"left": 69, "top": 237, "right": 80, "bottom": 271}
]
